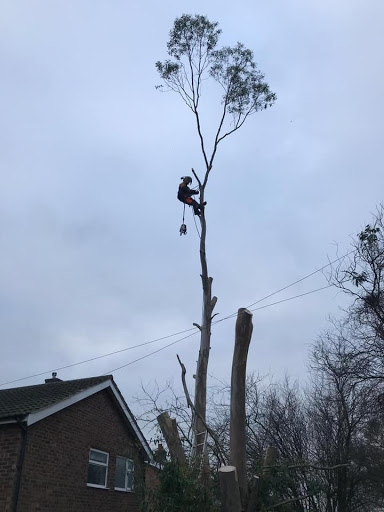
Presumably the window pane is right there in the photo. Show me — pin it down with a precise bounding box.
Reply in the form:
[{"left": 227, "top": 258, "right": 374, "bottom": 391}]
[
  {"left": 115, "top": 457, "right": 126, "bottom": 489},
  {"left": 127, "top": 471, "right": 134, "bottom": 491},
  {"left": 88, "top": 463, "right": 107, "bottom": 486},
  {"left": 90, "top": 450, "right": 108, "bottom": 464}
]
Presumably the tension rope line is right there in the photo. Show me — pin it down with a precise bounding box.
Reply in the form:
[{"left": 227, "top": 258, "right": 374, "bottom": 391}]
[{"left": 193, "top": 210, "right": 201, "bottom": 238}]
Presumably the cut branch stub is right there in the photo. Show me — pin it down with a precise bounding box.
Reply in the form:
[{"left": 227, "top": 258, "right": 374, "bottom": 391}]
[{"left": 191, "top": 167, "right": 202, "bottom": 188}]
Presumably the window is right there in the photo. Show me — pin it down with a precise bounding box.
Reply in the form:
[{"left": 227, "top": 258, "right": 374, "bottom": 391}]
[
  {"left": 87, "top": 449, "right": 109, "bottom": 488},
  {"left": 115, "top": 456, "right": 134, "bottom": 491}
]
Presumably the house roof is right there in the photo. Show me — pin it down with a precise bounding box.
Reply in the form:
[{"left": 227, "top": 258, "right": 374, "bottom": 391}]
[
  {"left": 0, "top": 375, "right": 153, "bottom": 461},
  {"left": 0, "top": 376, "right": 111, "bottom": 420}
]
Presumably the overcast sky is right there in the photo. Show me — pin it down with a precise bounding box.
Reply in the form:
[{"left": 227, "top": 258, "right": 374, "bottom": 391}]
[{"left": 1, "top": 0, "right": 383, "bottom": 424}]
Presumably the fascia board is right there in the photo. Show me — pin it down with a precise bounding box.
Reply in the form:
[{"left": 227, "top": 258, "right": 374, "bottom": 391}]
[
  {"left": 0, "top": 419, "right": 19, "bottom": 425},
  {"left": 108, "top": 381, "right": 153, "bottom": 461},
  {"left": 27, "top": 380, "right": 112, "bottom": 426}
]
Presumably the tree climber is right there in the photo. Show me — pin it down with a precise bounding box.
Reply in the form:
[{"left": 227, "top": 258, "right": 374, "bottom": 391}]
[{"left": 177, "top": 176, "right": 203, "bottom": 216}]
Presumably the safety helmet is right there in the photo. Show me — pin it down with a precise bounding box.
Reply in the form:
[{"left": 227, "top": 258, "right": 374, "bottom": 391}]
[{"left": 182, "top": 176, "right": 192, "bottom": 184}]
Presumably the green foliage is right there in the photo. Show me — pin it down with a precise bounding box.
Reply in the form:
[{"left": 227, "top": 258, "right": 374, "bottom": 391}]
[
  {"left": 155, "top": 14, "right": 220, "bottom": 91},
  {"left": 210, "top": 43, "right": 276, "bottom": 114},
  {"left": 350, "top": 270, "right": 368, "bottom": 287},
  {"left": 148, "top": 462, "right": 219, "bottom": 512},
  {"left": 347, "top": 225, "right": 381, "bottom": 287},
  {"left": 250, "top": 461, "right": 323, "bottom": 511},
  {"left": 167, "top": 14, "right": 221, "bottom": 60},
  {"left": 359, "top": 224, "right": 380, "bottom": 245},
  {"left": 156, "top": 13, "right": 276, "bottom": 130},
  {"left": 156, "top": 60, "right": 181, "bottom": 81}
]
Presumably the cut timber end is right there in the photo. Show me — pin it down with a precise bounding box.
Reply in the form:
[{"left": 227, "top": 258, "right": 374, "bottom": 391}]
[
  {"left": 219, "top": 466, "right": 238, "bottom": 474},
  {"left": 219, "top": 466, "right": 242, "bottom": 512}
]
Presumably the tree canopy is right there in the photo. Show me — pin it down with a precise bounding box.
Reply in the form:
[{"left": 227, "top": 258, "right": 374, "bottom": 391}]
[{"left": 156, "top": 14, "right": 276, "bottom": 172}]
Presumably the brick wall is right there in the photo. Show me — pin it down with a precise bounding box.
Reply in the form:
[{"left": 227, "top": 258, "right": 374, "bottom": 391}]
[
  {"left": 16, "top": 389, "right": 146, "bottom": 512},
  {"left": 0, "top": 424, "right": 23, "bottom": 512},
  {"left": 145, "top": 463, "right": 161, "bottom": 512}
]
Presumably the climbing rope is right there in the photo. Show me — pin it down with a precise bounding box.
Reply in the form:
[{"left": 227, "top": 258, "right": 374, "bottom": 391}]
[{"left": 193, "top": 210, "right": 201, "bottom": 238}]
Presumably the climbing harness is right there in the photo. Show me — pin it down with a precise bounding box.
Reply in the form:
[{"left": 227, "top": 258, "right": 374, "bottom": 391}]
[
  {"left": 178, "top": 175, "right": 203, "bottom": 236},
  {"left": 179, "top": 203, "right": 187, "bottom": 236}
]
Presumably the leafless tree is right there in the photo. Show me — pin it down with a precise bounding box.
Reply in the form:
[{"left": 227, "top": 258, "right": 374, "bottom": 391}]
[{"left": 310, "top": 327, "right": 384, "bottom": 512}]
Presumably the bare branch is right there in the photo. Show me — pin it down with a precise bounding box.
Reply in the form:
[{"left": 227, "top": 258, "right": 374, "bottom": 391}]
[
  {"left": 267, "top": 493, "right": 318, "bottom": 510},
  {"left": 177, "top": 354, "right": 227, "bottom": 465}
]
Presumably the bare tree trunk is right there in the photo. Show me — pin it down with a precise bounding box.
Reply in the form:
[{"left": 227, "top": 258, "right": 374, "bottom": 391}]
[
  {"left": 219, "top": 466, "right": 242, "bottom": 512},
  {"left": 230, "top": 308, "right": 253, "bottom": 508},
  {"left": 157, "top": 412, "right": 186, "bottom": 463},
  {"left": 193, "top": 192, "right": 217, "bottom": 459}
]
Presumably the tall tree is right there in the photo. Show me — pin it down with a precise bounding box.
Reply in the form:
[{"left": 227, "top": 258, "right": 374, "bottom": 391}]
[{"left": 156, "top": 13, "right": 276, "bottom": 457}]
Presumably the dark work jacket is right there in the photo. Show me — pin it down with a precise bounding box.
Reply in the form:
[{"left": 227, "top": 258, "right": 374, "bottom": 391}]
[{"left": 177, "top": 182, "right": 198, "bottom": 202}]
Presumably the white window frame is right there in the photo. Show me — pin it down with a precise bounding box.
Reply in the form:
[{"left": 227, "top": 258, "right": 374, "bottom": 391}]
[
  {"left": 114, "top": 456, "right": 135, "bottom": 492},
  {"left": 87, "top": 448, "right": 109, "bottom": 489}
]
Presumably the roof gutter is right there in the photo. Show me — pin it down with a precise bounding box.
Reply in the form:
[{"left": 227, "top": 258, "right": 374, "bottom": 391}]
[{"left": 12, "top": 418, "right": 28, "bottom": 512}]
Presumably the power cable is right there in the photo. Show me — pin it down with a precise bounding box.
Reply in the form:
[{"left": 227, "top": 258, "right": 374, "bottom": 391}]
[
  {"left": 0, "top": 250, "right": 352, "bottom": 387},
  {"left": 211, "top": 251, "right": 354, "bottom": 325},
  {"left": 103, "top": 331, "right": 199, "bottom": 375},
  {"left": 102, "top": 284, "right": 333, "bottom": 376},
  {"left": 249, "top": 284, "right": 333, "bottom": 313},
  {"left": 0, "top": 327, "right": 199, "bottom": 387},
  {"left": 245, "top": 251, "right": 353, "bottom": 309}
]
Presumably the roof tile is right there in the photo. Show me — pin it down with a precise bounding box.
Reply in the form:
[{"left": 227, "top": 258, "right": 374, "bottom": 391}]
[{"left": 0, "top": 376, "right": 112, "bottom": 421}]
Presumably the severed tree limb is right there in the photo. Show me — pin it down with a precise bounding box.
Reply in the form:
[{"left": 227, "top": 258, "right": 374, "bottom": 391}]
[
  {"left": 266, "top": 493, "right": 318, "bottom": 510},
  {"left": 260, "top": 463, "right": 349, "bottom": 512},
  {"left": 157, "top": 411, "right": 186, "bottom": 464},
  {"left": 177, "top": 354, "right": 227, "bottom": 465},
  {"left": 263, "top": 463, "right": 350, "bottom": 471}
]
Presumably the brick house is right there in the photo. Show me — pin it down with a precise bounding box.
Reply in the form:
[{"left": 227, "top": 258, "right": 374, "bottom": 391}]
[{"left": 0, "top": 374, "right": 155, "bottom": 512}]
